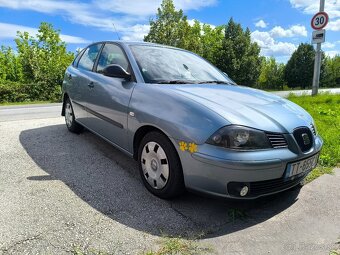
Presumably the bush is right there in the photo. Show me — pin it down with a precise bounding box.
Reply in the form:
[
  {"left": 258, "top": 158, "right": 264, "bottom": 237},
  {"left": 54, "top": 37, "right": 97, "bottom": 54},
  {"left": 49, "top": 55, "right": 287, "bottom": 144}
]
[
  {"left": 0, "top": 82, "right": 61, "bottom": 103},
  {"left": 0, "top": 82, "right": 29, "bottom": 103}
]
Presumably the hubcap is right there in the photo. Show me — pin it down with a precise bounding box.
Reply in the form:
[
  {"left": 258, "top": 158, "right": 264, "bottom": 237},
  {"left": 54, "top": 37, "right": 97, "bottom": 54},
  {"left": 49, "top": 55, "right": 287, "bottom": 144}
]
[
  {"left": 65, "top": 102, "right": 73, "bottom": 127},
  {"left": 141, "top": 141, "right": 169, "bottom": 189}
]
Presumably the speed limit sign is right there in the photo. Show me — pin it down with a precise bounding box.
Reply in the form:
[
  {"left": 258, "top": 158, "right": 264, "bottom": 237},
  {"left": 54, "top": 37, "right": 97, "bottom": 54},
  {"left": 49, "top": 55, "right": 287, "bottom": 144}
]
[{"left": 311, "top": 12, "right": 329, "bottom": 30}]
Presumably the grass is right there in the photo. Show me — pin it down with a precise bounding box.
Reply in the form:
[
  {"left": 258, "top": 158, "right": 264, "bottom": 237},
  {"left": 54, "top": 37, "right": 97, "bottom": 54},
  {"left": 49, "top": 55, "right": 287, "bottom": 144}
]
[
  {"left": 71, "top": 245, "right": 112, "bottom": 255},
  {"left": 227, "top": 208, "right": 248, "bottom": 222},
  {"left": 288, "top": 94, "right": 340, "bottom": 181},
  {"left": 0, "top": 100, "right": 53, "bottom": 106},
  {"left": 144, "top": 237, "right": 213, "bottom": 255}
]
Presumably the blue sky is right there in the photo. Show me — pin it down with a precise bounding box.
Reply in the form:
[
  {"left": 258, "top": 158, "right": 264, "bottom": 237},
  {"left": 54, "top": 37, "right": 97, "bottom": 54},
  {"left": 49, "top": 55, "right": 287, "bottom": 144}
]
[{"left": 0, "top": 0, "right": 339, "bottom": 62}]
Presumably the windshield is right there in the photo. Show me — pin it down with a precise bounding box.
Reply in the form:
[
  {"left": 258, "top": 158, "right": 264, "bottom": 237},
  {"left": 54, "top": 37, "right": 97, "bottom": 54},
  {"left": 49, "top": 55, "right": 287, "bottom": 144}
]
[{"left": 130, "top": 45, "right": 236, "bottom": 85}]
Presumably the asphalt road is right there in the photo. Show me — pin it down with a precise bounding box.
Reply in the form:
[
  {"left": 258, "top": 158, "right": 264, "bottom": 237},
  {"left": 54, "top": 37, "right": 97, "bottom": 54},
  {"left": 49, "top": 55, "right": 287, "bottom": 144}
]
[
  {"left": 0, "top": 103, "right": 61, "bottom": 122},
  {"left": 272, "top": 87, "right": 340, "bottom": 97},
  {"left": 0, "top": 104, "right": 339, "bottom": 254}
]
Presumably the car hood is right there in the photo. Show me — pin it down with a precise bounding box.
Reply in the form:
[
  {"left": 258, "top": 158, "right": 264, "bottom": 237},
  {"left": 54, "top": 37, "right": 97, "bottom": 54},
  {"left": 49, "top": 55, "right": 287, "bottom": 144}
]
[{"left": 168, "top": 84, "right": 313, "bottom": 133}]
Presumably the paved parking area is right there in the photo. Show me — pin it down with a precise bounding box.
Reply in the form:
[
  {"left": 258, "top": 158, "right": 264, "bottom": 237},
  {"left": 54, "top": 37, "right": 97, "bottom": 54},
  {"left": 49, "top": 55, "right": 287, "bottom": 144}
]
[{"left": 0, "top": 116, "right": 339, "bottom": 254}]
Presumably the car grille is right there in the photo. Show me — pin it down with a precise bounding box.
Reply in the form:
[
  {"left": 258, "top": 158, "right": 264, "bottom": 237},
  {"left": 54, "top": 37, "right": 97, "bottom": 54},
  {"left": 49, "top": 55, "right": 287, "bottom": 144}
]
[
  {"left": 266, "top": 133, "right": 288, "bottom": 148},
  {"left": 310, "top": 124, "right": 316, "bottom": 136},
  {"left": 249, "top": 173, "right": 305, "bottom": 197},
  {"left": 293, "top": 127, "right": 313, "bottom": 152}
]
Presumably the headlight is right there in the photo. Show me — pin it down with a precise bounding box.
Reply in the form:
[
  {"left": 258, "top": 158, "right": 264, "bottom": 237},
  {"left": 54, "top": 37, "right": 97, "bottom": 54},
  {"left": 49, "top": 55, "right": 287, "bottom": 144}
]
[{"left": 206, "top": 125, "right": 271, "bottom": 150}]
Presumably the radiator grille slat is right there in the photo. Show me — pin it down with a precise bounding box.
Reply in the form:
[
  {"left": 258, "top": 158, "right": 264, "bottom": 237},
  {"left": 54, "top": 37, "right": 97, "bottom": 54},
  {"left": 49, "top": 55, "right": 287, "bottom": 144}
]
[
  {"left": 266, "top": 133, "right": 288, "bottom": 148},
  {"left": 310, "top": 124, "right": 316, "bottom": 136}
]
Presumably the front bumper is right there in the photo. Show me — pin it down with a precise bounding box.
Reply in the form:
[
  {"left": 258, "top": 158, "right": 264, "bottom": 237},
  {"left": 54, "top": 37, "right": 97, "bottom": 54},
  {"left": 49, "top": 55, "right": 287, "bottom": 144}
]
[{"left": 172, "top": 134, "right": 323, "bottom": 199}]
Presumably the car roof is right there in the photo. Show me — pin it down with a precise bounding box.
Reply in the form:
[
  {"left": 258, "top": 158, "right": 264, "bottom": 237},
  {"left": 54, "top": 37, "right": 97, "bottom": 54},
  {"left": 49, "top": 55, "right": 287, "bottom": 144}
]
[{"left": 86, "top": 40, "right": 181, "bottom": 50}]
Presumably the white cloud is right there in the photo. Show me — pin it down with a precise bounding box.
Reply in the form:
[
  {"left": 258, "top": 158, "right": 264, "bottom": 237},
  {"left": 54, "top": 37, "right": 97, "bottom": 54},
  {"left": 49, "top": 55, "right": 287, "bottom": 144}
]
[
  {"left": 121, "top": 24, "right": 150, "bottom": 41},
  {"left": 328, "top": 18, "right": 340, "bottom": 31},
  {"left": 188, "top": 19, "right": 216, "bottom": 29},
  {"left": 251, "top": 24, "right": 307, "bottom": 57},
  {"left": 251, "top": 30, "right": 297, "bottom": 57},
  {"left": 255, "top": 20, "right": 267, "bottom": 28},
  {"left": 322, "top": 41, "right": 336, "bottom": 48},
  {"left": 290, "top": 0, "right": 340, "bottom": 18},
  {"left": 270, "top": 25, "right": 307, "bottom": 38},
  {"left": 0, "top": 0, "right": 218, "bottom": 43},
  {"left": 95, "top": 0, "right": 216, "bottom": 17},
  {"left": 324, "top": 50, "right": 339, "bottom": 57},
  {"left": 0, "top": 22, "right": 90, "bottom": 44}
]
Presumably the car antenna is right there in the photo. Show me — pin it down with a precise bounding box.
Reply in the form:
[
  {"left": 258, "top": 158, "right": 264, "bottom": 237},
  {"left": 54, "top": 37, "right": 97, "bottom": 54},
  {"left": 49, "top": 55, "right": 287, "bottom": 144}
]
[{"left": 112, "top": 23, "right": 121, "bottom": 40}]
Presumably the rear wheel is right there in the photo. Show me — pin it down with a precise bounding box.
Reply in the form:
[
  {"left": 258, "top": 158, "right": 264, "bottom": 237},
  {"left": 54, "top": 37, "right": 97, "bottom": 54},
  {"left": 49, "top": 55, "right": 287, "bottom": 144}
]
[
  {"left": 138, "top": 131, "right": 185, "bottom": 199},
  {"left": 64, "top": 98, "right": 83, "bottom": 133}
]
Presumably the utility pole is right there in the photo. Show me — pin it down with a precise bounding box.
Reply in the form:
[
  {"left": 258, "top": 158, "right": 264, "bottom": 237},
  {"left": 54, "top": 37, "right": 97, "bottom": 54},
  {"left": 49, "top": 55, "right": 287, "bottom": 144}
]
[{"left": 311, "top": 0, "right": 326, "bottom": 96}]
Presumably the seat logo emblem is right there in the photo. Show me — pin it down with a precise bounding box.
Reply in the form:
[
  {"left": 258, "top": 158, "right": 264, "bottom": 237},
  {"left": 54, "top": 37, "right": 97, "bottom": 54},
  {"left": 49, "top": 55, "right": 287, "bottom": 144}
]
[{"left": 302, "top": 133, "right": 310, "bottom": 145}]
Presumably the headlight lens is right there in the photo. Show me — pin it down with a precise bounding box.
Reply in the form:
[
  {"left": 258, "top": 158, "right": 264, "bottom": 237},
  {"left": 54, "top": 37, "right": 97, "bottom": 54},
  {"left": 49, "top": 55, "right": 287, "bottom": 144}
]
[{"left": 206, "top": 125, "right": 271, "bottom": 150}]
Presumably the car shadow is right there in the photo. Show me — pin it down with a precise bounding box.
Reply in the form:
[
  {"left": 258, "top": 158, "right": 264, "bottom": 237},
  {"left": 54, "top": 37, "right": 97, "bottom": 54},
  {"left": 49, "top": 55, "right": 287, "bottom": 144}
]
[{"left": 19, "top": 124, "right": 300, "bottom": 239}]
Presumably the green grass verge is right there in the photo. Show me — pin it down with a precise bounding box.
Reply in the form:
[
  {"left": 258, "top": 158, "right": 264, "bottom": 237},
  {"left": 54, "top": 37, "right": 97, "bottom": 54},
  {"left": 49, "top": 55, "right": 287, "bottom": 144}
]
[
  {"left": 0, "top": 100, "right": 53, "bottom": 106},
  {"left": 288, "top": 94, "right": 340, "bottom": 181}
]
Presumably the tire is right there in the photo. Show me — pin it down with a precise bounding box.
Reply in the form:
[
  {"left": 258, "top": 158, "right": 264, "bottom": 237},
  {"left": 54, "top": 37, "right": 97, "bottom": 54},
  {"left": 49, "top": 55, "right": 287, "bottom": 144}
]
[
  {"left": 138, "top": 131, "right": 185, "bottom": 199},
  {"left": 64, "top": 98, "right": 83, "bottom": 133}
]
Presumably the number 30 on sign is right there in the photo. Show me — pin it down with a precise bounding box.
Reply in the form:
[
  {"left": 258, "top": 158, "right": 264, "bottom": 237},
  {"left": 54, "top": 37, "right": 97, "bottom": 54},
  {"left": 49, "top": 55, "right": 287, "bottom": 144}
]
[{"left": 311, "top": 12, "right": 329, "bottom": 30}]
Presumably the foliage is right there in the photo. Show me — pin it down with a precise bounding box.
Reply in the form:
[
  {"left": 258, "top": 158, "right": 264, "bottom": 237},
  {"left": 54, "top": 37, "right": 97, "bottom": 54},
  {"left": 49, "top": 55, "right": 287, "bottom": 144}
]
[
  {"left": 0, "top": 46, "right": 22, "bottom": 82},
  {"left": 199, "top": 24, "right": 224, "bottom": 64},
  {"left": 257, "top": 57, "right": 285, "bottom": 90},
  {"left": 14, "top": 22, "right": 74, "bottom": 101},
  {"left": 288, "top": 94, "right": 340, "bottom": 168},
  {"left": 284, "top": 43, "right": 316, "bottom": 89},
  {"left": 215, "top": 18, "right": 262, "bottom": 86},
  {"left": 144, "top": 0, "right": 262, "bottom": 86},
  {"left": 145, "top": 237, "right": 212, "bottom": 255},
  {"left": 0, "top": 22, "right": 73, "bottom": 103},
  {"left": 0, "top": 82, "right": 30, "bottom": 102},
  {"left": 321, "top": 55, "right": 340, "bottom": 88},
  {"left": 144, "top": 0, "right": 189, "bottom": 49}
]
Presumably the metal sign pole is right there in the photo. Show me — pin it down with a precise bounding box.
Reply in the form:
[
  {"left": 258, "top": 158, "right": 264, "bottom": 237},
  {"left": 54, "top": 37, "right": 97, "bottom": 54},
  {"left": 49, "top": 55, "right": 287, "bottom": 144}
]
[{"left": 311, "top": 0, "right": 325, "bottom": 96}]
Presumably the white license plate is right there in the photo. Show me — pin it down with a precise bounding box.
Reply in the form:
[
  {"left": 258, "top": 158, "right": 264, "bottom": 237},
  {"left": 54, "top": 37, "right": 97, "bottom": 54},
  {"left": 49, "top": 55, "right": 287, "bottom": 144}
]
[{"left": 286, "top": 153, "right": 319, "bottom": 178}]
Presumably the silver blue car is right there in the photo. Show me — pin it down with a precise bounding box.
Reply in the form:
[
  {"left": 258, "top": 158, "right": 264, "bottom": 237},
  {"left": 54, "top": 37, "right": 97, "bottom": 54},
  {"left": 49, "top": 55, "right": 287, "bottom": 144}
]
[{"left": 62, "top": 41, "right": 323, "bottom": 199}]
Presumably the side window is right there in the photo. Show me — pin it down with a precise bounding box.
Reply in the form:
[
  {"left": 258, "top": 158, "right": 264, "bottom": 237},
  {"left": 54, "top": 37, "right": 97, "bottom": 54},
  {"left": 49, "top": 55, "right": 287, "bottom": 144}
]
[
  {"left": 78, "top": 44, "right": 102, "bottom": 71},
  {"left": 72, "top": 48, "right": 85, "bottom": 67},
  {"left": 96, "top": 44, "right": 129, "bottom": 73}
]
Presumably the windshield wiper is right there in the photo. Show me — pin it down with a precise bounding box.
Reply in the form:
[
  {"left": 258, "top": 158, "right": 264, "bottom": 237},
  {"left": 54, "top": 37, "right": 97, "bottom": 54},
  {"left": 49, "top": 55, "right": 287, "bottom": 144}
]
[
  {"left": 197, "top": 80, "right": 233, "bottom": 84},
  {"left": 152, "top": 80, "right": 195, "bottom": 84}
]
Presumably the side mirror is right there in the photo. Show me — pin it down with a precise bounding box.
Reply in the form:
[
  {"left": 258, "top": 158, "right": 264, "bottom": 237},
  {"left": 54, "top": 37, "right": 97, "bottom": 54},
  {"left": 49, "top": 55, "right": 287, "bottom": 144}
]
[{"left": 102, "top": 64, "right": 131, "bottom": 80}]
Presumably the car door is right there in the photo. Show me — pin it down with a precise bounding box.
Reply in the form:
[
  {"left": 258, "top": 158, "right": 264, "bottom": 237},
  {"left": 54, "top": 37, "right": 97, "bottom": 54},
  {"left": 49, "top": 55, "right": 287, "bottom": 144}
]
[
  {"left": 72, "top": 43, "right": 103, "bottom": 126},
  {"left": 83, "top": 43, "right": 136, "bottom": 151}
]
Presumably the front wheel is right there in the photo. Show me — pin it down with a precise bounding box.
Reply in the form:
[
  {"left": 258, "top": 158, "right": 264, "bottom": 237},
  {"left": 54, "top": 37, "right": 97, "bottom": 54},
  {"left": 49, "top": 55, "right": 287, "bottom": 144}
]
[
  {"left": 64, "top": 98, "right": 83, "bottom": 133},
  {"left": 138, "top": 132, "right": 185, "bottom": 199}
]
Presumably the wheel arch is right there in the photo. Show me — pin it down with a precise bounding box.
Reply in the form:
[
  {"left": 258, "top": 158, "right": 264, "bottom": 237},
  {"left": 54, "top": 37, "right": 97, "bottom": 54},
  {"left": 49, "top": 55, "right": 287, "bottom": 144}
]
[{"left": 133, "top": 125, "right": 177, "bottom": 161}]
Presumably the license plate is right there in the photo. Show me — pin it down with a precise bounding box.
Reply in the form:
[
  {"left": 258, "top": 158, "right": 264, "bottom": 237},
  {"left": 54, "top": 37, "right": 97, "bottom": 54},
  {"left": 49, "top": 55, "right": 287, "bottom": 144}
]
[{"left": 286, "top": 153, "right": 319, "bottom": 178}]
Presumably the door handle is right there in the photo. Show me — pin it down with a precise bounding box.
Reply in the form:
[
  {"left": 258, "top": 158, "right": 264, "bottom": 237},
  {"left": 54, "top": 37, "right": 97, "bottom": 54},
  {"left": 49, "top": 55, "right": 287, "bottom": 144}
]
[{"left": 88, "top": 81, "right": 94, "bottom": 88}]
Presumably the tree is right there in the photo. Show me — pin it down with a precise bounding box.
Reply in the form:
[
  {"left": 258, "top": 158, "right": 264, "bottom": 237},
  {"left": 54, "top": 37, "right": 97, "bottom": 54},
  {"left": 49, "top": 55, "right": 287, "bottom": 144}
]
[
  {"left": 144, "top": 2, "right": 262, "bottom": 86},
  {"left": 15, "top": 22, "right": 74, "bottom": 100},
  {"left": 284, "top": 43, "right": 316, "bottom": 89},
  {"left": 215, "top": 18, "right": 262, "bottom": 86},
  {"left": 199, "top": 24, "right": 224, "bottom": 64},
  {"left": 257, "top": 57, "right": 285, "bottom": 90},
  {"left": 144, "top": 0, "right": 189, "bottom": 48},
  {"left": 0, "top": 46, "right": 22, "bottom": 82},
  {"left": 321, "top": 55, "right": 340, "bottom": 88}
]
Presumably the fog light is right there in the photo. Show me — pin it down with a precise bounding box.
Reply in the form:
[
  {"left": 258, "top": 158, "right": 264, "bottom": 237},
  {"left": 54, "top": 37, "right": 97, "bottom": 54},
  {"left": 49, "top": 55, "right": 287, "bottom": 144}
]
[{"left": 240, "top": 186, "right": 249, "bottom": 197}]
